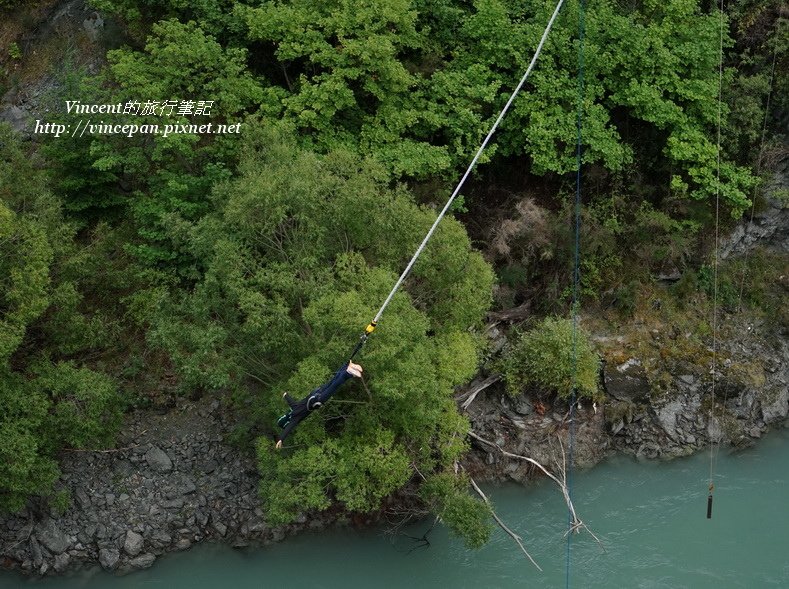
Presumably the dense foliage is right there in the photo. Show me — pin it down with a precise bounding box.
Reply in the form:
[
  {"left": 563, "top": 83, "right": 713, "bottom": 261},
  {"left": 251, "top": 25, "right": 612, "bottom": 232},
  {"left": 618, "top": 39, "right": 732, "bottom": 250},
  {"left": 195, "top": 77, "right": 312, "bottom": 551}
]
[
  {"left": 420, "top": 472, "right": 493, "bottom": 548},
  {"left": 146, "top": 126, "right": 494, "bottom": 533},
  {"left": 500, "top": 317, "right": 601, "bottom": 401},
  {"left": 0, "top": 127, "right": 122, "bottom": 511}
]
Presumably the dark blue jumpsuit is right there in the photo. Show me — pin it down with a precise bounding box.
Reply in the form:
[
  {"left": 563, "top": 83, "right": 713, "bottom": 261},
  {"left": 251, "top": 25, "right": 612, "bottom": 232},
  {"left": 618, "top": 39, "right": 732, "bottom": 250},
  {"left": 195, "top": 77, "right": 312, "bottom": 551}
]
[{"left": 276, "top": 365, "right": 353, "bottom": 443}]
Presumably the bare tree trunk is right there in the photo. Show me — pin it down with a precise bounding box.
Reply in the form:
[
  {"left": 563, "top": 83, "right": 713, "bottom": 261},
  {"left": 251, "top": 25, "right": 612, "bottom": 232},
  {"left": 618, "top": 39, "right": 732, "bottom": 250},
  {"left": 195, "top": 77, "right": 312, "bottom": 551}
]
[{"left": 487, "top": 302, "right": 531, "bottom": 324}]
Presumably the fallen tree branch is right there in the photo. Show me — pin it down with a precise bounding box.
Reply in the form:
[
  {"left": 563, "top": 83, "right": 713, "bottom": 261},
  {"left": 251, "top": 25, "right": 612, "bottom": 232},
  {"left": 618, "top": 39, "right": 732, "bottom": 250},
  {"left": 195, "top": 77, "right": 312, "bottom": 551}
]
[
  {"left": 467, "top": 472, "right": 542, "bottom": 571},
  {"left": 7, "top": 522, "right": 34, "bottom": 550},
  {"left": 456, "top": 374, "right": 501, "bottom": 409},
  {"left": 360, "top": 374, "right": 373, "bottom": 401},
  {"left": 487, "top": 302, "right": 531, "bottom": 324},
  {"left": 411, "top": 461, "right": 427, "bottom": 482},
  {"left": 402, "top": 515, "right": 439, "bottom": 554},
  {"left": 468, "top": 430, "right": 604, "bottom": 549}
]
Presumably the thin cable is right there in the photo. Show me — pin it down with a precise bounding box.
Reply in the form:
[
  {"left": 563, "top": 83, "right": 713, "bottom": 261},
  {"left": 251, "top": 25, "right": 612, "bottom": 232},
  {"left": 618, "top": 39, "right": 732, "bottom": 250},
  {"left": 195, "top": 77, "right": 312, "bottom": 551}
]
[
  {"left": 566, "top": 0, "right": 585, "bottom": 585},
  {"left": 707, "top": 0, "right": 725, "bottom": 516},
  {"left": 737, "top": 18, "right": 781, "bottom": 310},
  {"left": 371, "top": 0, "right": 567, "bottom": 326}
]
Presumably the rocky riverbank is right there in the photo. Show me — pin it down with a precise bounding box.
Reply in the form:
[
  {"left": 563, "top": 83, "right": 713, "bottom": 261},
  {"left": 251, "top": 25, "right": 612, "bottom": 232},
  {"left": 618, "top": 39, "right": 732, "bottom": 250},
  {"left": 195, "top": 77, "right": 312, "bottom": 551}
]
[
  {"left": 0, "top": 0, "right": 786, "bottom": 580},
  {"left": 2, "top": 199, "right": 787, "bottom": 578},
  {"left": 464, "top": 297, "right": 788, "bottom": 483},
  {"left": 2, "top": 311, "right": 785, "bottom": 578},
  {"left": 0, "top": 397, "right": 331, "bottom": 576}
]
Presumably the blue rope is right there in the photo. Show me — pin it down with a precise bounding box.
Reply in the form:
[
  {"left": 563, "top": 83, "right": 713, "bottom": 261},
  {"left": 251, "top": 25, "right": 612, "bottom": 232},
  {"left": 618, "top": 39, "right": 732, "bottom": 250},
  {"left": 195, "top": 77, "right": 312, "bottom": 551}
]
[{"left": 566, "top": 0, "right": 585, "bottom": 587}]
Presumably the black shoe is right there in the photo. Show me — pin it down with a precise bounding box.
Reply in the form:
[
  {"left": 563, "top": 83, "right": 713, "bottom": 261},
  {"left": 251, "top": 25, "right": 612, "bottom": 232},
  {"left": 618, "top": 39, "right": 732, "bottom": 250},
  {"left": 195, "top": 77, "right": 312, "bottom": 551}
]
[{"left": 277, "top": 412, "right": 291, "bottom": 428}]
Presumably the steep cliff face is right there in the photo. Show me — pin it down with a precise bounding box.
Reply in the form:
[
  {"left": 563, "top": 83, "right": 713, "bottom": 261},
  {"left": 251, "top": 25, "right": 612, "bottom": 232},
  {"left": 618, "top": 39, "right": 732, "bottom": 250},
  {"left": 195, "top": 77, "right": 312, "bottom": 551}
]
[
  {"left": 465, "top": 162, "right": 788, "bottom": 480},
  {"left": 458, "top": 154, "right": 787, "bottom": 485},
  {"left": 0, "top": 0, "right": 117, "bottom": 134},
  {"left": 721, "top": 161, "right": 789, "bottom": 259}
]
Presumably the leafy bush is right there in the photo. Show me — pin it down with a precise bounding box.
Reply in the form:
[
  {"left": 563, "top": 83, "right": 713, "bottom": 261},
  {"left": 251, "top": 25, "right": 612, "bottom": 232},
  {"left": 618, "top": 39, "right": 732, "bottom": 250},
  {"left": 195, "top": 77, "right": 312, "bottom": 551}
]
[
  {"left": 237, "top": 0, "right": 756, "bottom": 211},
  {"left": 420, "top": 472, "right": 492, "bottom": 549},
  {"left": 501, "top": 317, "right": 601, "bottom": 401},
  {"left": 0, "top": 364, "right": 121, "bottom": 512},
  {"left": 0, "top": 372, "right": 59, "bottom": 513}
]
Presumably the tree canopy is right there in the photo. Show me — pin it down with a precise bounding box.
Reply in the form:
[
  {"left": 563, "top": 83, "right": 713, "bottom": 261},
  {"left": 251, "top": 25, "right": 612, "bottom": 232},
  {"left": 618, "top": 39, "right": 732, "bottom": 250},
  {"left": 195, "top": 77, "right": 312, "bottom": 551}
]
[
  {"left": 147, "top": 125, "right": 494, "bottom": 533},
  {"left": 0, "top": 126, "right": 122, "bottom": 511}
]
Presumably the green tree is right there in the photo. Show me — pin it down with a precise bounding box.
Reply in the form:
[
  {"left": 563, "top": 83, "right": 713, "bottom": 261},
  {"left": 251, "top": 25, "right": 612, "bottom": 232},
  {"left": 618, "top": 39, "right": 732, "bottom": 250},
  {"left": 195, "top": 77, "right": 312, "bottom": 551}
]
[
  {"left": 420, "top": 472, "right": 493, "bottom": 549},
  {"left": 242, "top": 0, "right": 457, "bottom": 177},
  {"left": 149, "top": 124, "right": 494, "bottom": 530},
  {"left": 0, "top": 125, "right": 123, "bottom": 512},
  {"left": 0, "top": 125, "right": 62, "bottom": 364},
  {"left": 88, "top": 0, "right": 244, "bottom": 41},
  {"left": 103, "top": 19, "right": 264, "bottom": 272},
  {"left": 238, "top": 0, "right": 756, "bottom": 213},
  {"left": 0, "top": 372, "right": 59, "bottom": 513},
  {"left": 45, "top": 19, "right": 265, "bottom": 277}
]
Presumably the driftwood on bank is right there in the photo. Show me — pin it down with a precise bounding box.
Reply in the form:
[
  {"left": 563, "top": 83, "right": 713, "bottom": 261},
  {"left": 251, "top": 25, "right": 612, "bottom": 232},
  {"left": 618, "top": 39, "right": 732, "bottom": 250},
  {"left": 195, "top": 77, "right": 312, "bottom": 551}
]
[
  {"left": 456, "top": 374, "right": 501, "bottom": 409},
  {"left": 486, "top": 302, "right": 531, "bottom": 324}
]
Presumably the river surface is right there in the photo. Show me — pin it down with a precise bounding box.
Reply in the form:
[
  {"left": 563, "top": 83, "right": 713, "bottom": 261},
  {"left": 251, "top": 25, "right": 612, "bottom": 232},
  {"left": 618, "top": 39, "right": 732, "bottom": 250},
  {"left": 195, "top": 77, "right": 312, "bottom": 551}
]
[{"left": 4, "top": 427, "right": 787, "bottom": 588}]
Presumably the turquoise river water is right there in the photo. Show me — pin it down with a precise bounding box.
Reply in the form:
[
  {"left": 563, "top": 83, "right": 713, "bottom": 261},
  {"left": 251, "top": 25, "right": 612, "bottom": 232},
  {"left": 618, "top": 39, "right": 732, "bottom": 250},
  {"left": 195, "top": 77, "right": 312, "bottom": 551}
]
[{"left": 4, "top": 427, "right": 787, "bottom": 588}]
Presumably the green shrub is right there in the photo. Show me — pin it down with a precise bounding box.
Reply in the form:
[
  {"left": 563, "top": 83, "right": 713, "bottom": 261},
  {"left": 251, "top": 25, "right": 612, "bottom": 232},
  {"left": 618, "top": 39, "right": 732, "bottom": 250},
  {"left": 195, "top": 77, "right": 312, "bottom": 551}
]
[
  {"left": 501, "top": 317, "right": 601, "bottom": 401},
  {"left": 0, "top": 126, "right": 123, "bottom": 512},
  {"left": 51, "top": 489, "right": 71, "bottom": 516},
  {"left": 420, "top": 472, "right": 492, "bottom": 549},
  {"left": 0, "top": 371, "right": 59, "bottom": 512}
]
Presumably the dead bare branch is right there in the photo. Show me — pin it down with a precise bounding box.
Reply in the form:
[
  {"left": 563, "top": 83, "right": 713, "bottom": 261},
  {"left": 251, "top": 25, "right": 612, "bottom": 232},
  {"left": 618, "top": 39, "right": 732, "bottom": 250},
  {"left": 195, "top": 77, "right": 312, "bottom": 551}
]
[
  {"left": 411, "top": 461, "right": 427, "bottom": 482},
  {"left": 360, "top": 374, "right": 373, "bottom": 401},
  {"left": 8, "top": 522, "right": 34, "bottom": 550},
  {"left": 401, "top": 515, "right": 439, "bottom": 553},
  {"left": 62, "top": 431, "right": 148, "bottom": 453},
  {"left": 487, "top": 302, "right": 532, "bottom": 324},
  {"left": 467, "top": 473, "right": 542, "bottom": 571},
  {"left": 468, "top": 430, "right": 604, "bottom": 550},
  {"left": 456, "top": 374, "right": 501, "bottom": 408}
]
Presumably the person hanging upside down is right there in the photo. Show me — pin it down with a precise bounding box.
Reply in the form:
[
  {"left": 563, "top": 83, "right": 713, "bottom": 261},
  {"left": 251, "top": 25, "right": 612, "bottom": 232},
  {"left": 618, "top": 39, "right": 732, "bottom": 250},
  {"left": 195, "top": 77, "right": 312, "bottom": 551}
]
[{"left": 275, "top": 361, "right": 363, "bottom": 448}]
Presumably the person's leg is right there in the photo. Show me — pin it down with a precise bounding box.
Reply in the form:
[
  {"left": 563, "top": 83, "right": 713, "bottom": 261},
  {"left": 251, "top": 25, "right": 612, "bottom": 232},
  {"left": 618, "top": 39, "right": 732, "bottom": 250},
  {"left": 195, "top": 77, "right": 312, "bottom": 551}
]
[{"left": 283, "top": 392, "right": 297, "bottom": 408}]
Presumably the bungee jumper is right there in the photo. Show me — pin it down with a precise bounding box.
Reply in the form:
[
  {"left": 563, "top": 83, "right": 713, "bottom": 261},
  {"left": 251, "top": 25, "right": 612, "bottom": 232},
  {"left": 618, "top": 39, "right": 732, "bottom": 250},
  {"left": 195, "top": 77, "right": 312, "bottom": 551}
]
[{"left": 275, "top": 361, "right": 363, "bottom": 448}]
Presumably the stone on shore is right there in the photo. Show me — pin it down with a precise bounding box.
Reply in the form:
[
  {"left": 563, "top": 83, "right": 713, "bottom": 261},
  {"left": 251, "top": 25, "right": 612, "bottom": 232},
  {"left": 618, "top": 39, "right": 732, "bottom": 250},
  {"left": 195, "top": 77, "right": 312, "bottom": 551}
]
[
  {"left": 99, "top": 548, "right": 120, "bottom": 571},
  {"left": 144, "top": 446, "right": 173, "bottom": 472},
  {"left": 35, "top": 520, "right": 70, "bottom": 554},
  {"left": 129, "top": 553, "right": 156, "bottom": 569},
  {"left": 123, "top": 530, "right": 144, "bottom": 557}
]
